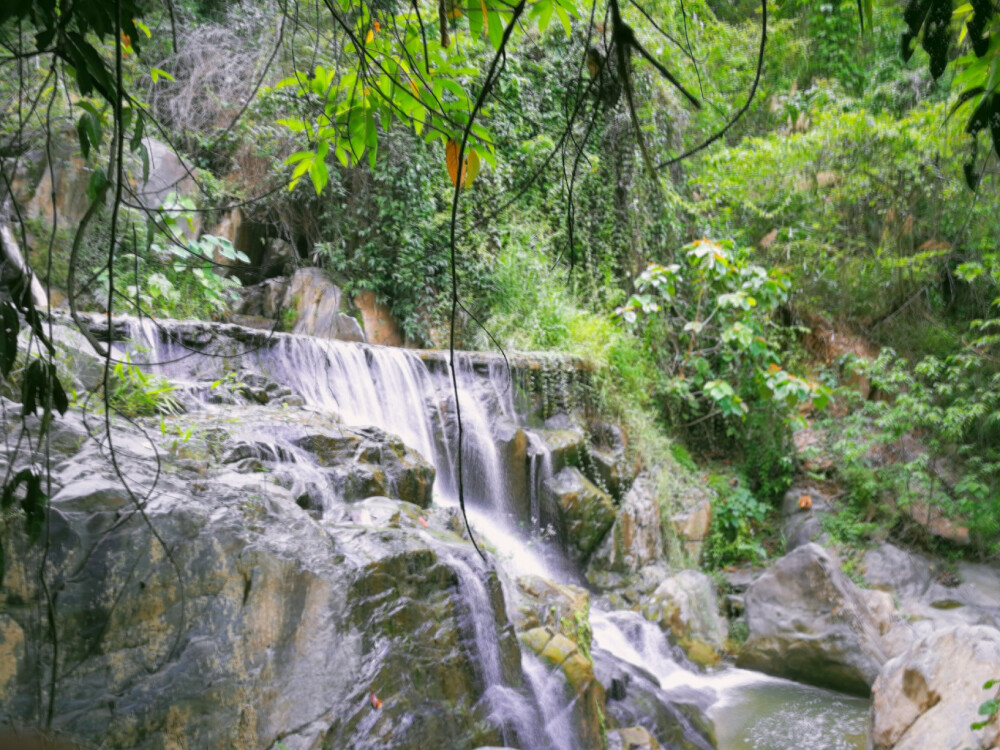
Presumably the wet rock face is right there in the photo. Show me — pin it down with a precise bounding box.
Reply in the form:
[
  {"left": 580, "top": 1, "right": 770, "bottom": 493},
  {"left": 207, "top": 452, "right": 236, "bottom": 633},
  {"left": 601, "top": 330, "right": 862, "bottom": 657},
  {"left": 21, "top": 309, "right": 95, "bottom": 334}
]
[
  {"left": 870, "top": 625, "right": 1000, "bottom": 750},
  {"left": 643, "top": 570, "right": 727, "bottom": 665},
  {"left": 0, "top": 401, "right": 521, "bottom": 749},
  {"left": 738, "top": 543, "right": 888, "bottom": 695},
  {"left": 518, "top": 625, "right": 607, "bottom": 749},
  {"left": 542, "top": 467, "right": 617, "bottom": 564},
  {"left": 294, "top": 424, "right": 435, "bottom": 508}
]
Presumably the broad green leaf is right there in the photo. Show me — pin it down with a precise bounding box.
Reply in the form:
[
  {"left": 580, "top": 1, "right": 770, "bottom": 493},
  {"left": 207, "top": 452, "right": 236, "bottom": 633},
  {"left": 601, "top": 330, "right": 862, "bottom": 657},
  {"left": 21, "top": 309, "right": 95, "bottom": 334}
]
[
  {"left": 555, "top": 4, "right": 572, "bottom": 37},
  {"left": 150, "top": 67, "right": 175, "bottom": 83}
]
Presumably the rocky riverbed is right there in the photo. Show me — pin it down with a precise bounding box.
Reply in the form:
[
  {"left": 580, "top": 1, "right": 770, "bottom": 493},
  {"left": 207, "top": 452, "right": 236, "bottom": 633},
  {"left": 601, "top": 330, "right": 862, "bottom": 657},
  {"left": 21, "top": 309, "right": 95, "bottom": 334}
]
[{"left": 0, "top": 317, "right": 997, "bottom": 749}]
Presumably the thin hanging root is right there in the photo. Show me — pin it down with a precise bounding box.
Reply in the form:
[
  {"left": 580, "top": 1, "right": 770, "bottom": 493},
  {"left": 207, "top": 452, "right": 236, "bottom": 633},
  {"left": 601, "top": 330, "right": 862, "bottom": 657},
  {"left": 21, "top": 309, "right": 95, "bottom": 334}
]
[
  {"left": 628, "top": 35, "right": 701, "bottom": 110},
  {"left": 618, "top": 44, "right": 659, "bottom": 181},
  {"left": 608, "top": 0, "right": 700, "bottom": 181}
]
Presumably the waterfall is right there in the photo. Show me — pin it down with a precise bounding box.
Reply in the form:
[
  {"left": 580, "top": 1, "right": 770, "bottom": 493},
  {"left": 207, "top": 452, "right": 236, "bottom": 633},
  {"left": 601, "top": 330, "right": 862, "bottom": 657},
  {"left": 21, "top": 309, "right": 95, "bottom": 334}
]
[
  {"left": 449, "top": 553, "right": 551, "bottom": 749},
  {"left": 123, "top": 321, "right": 524, "bottom": 519}
]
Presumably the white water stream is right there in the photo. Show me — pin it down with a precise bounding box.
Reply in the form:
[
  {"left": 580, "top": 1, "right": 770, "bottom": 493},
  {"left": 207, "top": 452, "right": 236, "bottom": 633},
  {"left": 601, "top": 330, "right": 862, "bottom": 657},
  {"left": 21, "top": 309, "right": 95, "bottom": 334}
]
[{"left": 124, "top": 320, "right": 868, "bottom": 749}]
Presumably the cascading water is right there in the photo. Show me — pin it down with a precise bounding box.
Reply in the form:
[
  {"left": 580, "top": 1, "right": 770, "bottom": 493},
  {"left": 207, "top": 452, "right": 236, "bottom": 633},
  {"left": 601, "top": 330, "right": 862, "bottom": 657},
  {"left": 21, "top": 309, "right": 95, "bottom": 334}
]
[
  {"left": 120, "top": 318, "right": 869, "bottom": 750},
  {"left": 590, "top": 609, "right": 868, "bottom": 750}
]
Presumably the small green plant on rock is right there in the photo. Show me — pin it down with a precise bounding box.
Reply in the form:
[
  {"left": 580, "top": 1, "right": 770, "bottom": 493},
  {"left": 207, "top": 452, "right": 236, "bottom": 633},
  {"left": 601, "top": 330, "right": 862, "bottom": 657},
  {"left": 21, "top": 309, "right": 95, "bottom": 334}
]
[
  {"left": 963, "top": 678, "right": 999, "bottom": 750},
  {"left": 106, "top": 355, "right": 181, "bottom": 418}
]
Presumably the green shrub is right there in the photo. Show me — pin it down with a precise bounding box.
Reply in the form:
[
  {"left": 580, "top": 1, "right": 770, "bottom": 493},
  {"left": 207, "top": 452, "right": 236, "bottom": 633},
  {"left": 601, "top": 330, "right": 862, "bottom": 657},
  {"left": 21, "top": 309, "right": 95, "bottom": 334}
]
[
  {"left": 702, "top": 478, "right": 772, "bottom": 569},
  {"left": 105, "top": 356, "right": 181, "bottom": 418}
]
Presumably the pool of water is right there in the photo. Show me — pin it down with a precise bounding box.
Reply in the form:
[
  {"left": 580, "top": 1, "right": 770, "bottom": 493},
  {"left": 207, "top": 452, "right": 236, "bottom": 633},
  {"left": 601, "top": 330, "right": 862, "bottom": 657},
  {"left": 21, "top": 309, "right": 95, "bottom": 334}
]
[{"left": 711, "top": 677, "right": 869, "bottom": 750}]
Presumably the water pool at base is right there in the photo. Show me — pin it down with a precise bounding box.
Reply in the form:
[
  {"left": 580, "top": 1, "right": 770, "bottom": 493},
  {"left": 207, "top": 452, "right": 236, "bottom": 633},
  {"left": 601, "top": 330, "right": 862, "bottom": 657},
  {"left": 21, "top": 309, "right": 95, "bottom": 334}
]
[{"left": 711, "top": 677, "right": 868, "bottom": 750}]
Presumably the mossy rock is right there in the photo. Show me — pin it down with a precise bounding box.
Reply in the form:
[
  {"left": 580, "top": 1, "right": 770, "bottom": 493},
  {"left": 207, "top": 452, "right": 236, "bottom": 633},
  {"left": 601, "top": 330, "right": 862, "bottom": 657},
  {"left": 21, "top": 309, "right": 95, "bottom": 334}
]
[{"left": 542, "top": 467, "right": 616, "bottom": 564}]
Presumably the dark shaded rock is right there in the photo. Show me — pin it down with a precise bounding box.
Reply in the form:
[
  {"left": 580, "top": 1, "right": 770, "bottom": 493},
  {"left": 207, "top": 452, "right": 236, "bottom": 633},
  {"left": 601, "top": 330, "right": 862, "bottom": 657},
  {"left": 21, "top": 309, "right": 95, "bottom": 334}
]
[
  {"left": 294, "top": 424, "right": 434, "bottom": 507},
  {"left": 542, "top": 467, "right": 616, "bottom": 564},
  {"left": 593, "top": 649, "right": 716, "bottom": 750}
]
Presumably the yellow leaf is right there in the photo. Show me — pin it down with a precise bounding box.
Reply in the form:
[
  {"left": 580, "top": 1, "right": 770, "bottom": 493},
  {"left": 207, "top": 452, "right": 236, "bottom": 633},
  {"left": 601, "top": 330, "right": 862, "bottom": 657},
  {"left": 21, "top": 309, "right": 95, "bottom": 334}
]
[
  {"left": 446, "top": 141, "right": 485, "bottom": 188},
  {"left": 465, "top": 149, "right": 481, "bottom": 186},
  {"left": 481, "top": 0, "right": 489, "bottom": 34},
  {"left": 366, "top": 29, "right": 374, "bottom": 43},
  {"left": 409, "top": 80, "right": 420, "bottom": 96}
]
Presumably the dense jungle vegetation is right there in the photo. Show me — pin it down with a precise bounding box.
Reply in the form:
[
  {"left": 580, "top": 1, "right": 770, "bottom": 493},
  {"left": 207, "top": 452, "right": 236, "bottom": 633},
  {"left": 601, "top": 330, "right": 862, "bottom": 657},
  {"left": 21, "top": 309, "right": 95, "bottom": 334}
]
[{"left": 2, "top": 0, "right": 999, "bottom": 570}]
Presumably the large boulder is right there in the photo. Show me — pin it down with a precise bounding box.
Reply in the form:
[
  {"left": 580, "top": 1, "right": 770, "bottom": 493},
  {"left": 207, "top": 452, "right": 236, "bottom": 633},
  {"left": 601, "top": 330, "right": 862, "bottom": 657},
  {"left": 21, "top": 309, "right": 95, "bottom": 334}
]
[
  {"left": 863, "top": 543, "right": 935, "bottom": 599},
  {"left": 738, "top": 543, "right": 888, "bottom": 694},
  {"left": 542, "top": 467, "right": 617, "bottom": 564},
  {"left": 643, "top": 570, "right": 727, "bottom": 665},
  {"left": 870, "top": 625, "right": 1000, "bottom": 750},
  {"left": 284, "top": 268, "right": 365, "bottom": 342},
  {"left": 588, "top": 473, "right": 664, "bottom": 575}
]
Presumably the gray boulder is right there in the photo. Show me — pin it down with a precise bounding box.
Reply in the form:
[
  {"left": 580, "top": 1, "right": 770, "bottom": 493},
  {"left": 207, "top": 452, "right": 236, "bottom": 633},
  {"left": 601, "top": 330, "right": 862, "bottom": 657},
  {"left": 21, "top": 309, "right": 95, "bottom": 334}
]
[
  {"left": 588, "top": 472, "right": 663, "bottom": 575},
  {"left": 870, "top": 625, "right": 1000, "bottom": 750},
  {"left": 780, "top": 486, "right": 830, "bottom": 551},
  {"left": 738, "top": 543, "right": 887, "bottom": 694},
  {"left": 863, "top": 543, "right": 1000, "bottom": 632},
  {"left": 284, "top": 268, "right": 365, "bottom": 343},
  {"left": 644, "top": 570, "right": 728, "bottom": 664}
]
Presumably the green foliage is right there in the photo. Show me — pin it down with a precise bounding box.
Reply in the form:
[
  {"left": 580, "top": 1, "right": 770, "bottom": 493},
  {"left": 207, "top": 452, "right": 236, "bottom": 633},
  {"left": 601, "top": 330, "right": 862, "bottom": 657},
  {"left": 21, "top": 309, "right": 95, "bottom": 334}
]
[
  {"left": 742, "top": 409, "right": 794, "bottom": 503},
  {"left": 821, "top": 501, "right": 880, "bottom": 547},
  {"left": 669, "top": 441, "right": 698, "bottom": 472},
  {"left": 825, "top": 347, "right": 1000, "bottom": 555},
  {"left": 616, "top": 238, "right": 829, "bottom": 432},
  {"left": 106, "top": 355, "right": 182, "bottom": 418},
  {"left": 703, "top": 477, "right": 772, "bottom": 568},
  {"left": 273, "top": 0, "right": 583, "bottom": 192},
  {"left": 967, "top": 679, "right": 1000, "bottom": 739},
  {"left": 314, "top": 131, "right": 452, "bottom": 343}
]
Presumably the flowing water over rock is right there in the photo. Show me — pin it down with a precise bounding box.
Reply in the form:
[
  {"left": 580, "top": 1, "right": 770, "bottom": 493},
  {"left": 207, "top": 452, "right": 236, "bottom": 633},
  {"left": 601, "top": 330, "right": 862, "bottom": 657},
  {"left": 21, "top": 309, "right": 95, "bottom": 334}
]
[
  {"left": 591, "top": 610, "right": 868, "bottom": 750},
  {"left": 1, "top": 316, "right": 870, "bottom": 748}
]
